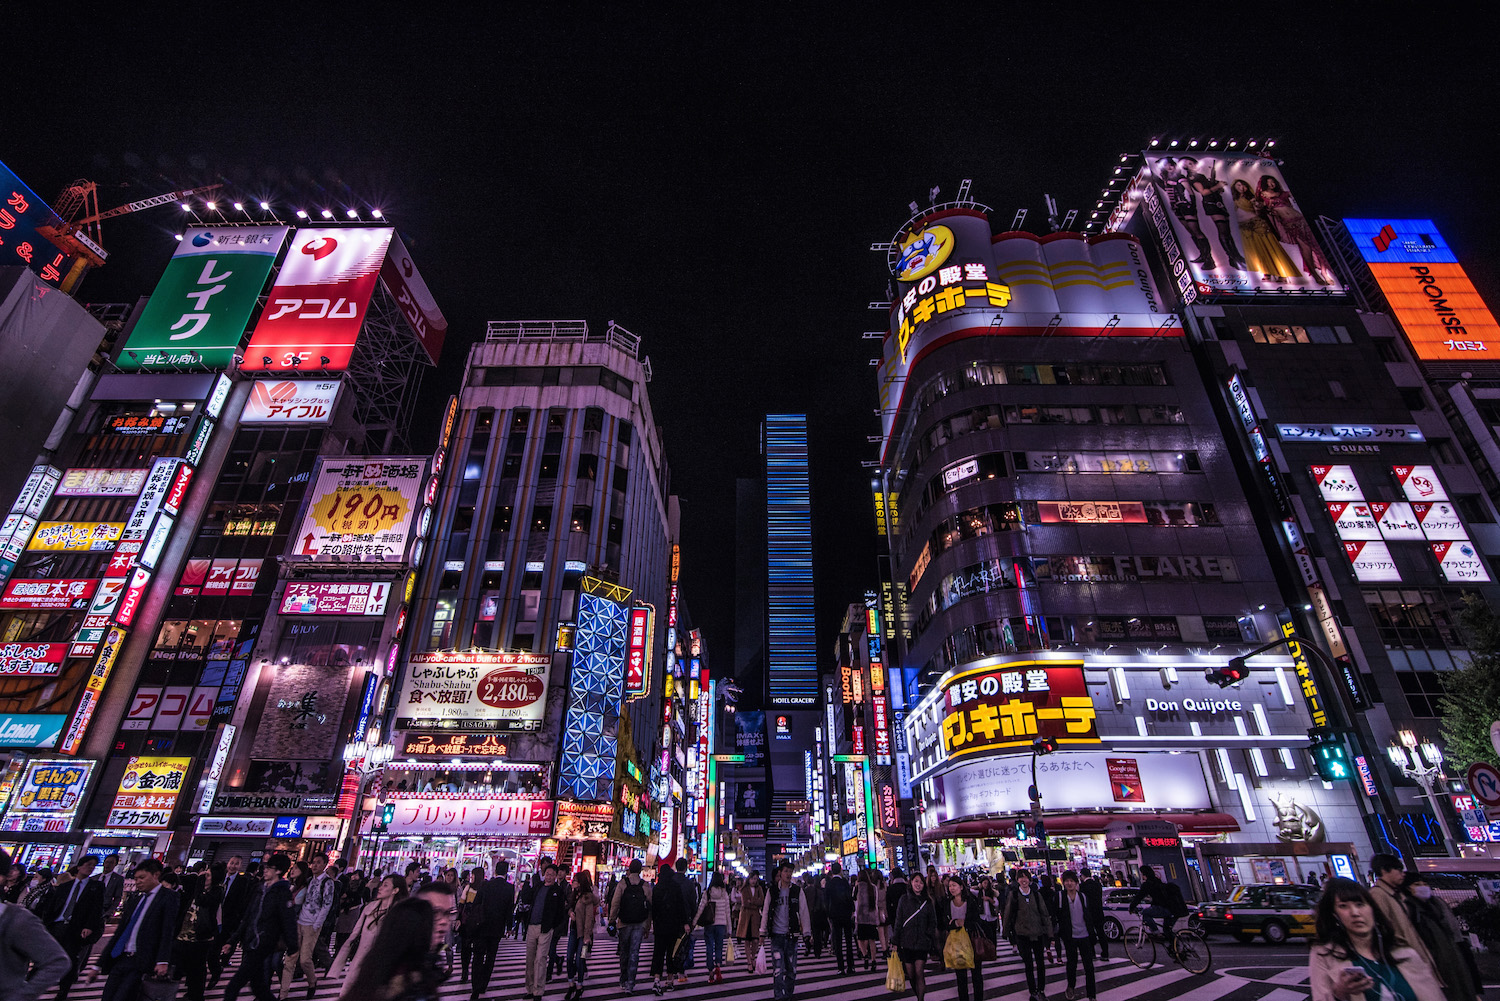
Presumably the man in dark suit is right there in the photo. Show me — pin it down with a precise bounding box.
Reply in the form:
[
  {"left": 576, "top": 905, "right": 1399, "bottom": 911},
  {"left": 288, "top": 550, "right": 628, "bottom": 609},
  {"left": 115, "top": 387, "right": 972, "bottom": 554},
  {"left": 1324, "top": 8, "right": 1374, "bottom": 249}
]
[
  {"left": 99, "top": 859, "right": 178, "bottom": 1001},
  {"left": 470, "top": 859, "right": 516, "bottom": 1001},
  {"left": 211, "top": 855, "right": 255, "bottom": 988},
  {"left": 41, "top": 855, "right": 106, "bottom": 1001},
  {"left": 222, "top": 854, "right": 297, "bottom": 1001}
]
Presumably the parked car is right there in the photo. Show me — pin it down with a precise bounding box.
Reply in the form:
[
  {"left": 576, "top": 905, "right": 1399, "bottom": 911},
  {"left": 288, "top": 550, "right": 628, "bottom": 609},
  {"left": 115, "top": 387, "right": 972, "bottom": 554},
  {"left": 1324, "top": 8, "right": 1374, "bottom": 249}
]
[
  {"left": 1099, "top": 886, "right": 1145, "bottom": 942},
  {"left": 1192, "top": 883, "right": 1318, "bottom": 943}
]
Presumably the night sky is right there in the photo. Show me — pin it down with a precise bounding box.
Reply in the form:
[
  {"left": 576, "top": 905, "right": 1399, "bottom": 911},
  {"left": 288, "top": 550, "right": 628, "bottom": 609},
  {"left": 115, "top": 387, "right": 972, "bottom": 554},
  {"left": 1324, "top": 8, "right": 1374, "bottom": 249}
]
[{"left": 12, "top": 14, "right": 1498, "bottom": 663}]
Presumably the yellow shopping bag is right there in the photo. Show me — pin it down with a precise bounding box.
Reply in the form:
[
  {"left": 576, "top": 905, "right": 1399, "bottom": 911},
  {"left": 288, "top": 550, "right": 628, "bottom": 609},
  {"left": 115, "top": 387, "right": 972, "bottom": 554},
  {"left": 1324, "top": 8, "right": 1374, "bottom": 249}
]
[
  {"left": 944, "top": 928, "right": 975, "bottom": 970},
  {"left": 886, "top": 952, "right": 907, "bottom": 991},
  {"left": 728, "top": 937, "right": 737, "bottom": 963}
]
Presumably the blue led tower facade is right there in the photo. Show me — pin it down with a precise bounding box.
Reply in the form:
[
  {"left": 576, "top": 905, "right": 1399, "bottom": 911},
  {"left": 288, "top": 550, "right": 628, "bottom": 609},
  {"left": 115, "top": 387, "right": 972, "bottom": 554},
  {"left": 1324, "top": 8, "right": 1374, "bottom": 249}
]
[
  {"left": 765, "top": 414, "right": 817, "bottom": 705},
  {"left": 559, "top": 575, "right": 632, "bottom": 800}
]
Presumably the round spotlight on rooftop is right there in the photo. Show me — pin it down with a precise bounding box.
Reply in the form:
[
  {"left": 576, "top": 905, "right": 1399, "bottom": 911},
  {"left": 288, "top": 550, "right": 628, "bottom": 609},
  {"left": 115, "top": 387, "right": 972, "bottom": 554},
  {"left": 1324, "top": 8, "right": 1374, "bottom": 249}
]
[
  {"left": 320, "top": 208, "right": 333, "bottom": 219},
  {"left": 259, "top": 201, "right": 271, "bottom": 211},
  {"left": 371, "top": 208, "right": 384, "bottom": 219},
  {"left": 1188, "top": 139, "right": 1198, "bottom": 148},
  {"left": 1149, "top": 138, "right": 1160, "bottom": 147},
  {"left": 296, "top": 209, "right": 308, "bottom": 219},
  {"left": 232, "top": 202, "right": 244, "bottom": 211},
  {"left": 174, "top": 233, "right": 184, "bottom": 241},
  {"left": 1169, "top": 139, "right": 1179, "bottom": 147},
  {"left": 181, "top": 202, "right": 192, "bottom": 211},
  {"left": 1266, "top": 140, "right": 1276, "bottom": 148},
  {"left": 346, "top": 208, "right": 359, "bottom": 219}
]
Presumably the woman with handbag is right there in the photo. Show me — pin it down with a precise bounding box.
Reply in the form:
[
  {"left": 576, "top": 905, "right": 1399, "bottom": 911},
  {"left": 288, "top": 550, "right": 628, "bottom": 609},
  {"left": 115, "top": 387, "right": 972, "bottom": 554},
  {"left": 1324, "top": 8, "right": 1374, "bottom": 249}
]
[
  {"left": 331, "top": 874, "right": 408, "bottom": 984},
  {"left": 736, "top": 872, "right": 766, "bottom": 975},
  {"left": 694, "top": 872, "right": 732, "bottom": 983},
  {"left": 942, "top": 876, "right": 988, "bottom": 1001},
  {"left": 564, "top": 870, "right": 597, "bottom": 1001},
  {"left": 893, "top": 873, "right": 940, "bottom": 1001},
  {"left": 1003, "top": 870, "right": 1055, "bottom": 1001},
  {"left": 175, "top": 862, "right": 224, "bottom": 1001}
]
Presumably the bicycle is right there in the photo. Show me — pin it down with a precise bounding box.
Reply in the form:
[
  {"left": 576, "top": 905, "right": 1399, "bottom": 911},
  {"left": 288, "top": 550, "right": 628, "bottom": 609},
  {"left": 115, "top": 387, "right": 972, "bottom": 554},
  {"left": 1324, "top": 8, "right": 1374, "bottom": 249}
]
[{"left": 1123, "top": 910, "right": 1211, "bottom": 975}]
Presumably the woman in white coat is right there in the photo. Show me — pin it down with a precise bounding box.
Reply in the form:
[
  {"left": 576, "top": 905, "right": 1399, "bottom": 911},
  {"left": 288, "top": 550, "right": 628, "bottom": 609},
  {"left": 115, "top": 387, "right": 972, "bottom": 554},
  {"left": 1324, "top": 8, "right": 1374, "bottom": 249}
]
[
  {"left": 330, "top": 874, "right": 408, "bottom": 984},
  {"left": 1309, "top": 878, "right": 1442, "bottom": 1001}
]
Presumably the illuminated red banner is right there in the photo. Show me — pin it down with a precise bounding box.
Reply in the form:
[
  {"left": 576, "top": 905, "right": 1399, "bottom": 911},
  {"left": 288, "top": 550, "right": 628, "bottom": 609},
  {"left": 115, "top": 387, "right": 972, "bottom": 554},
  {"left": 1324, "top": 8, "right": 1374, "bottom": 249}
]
[
  {"left": 113, "top": 569, "right": 152, "bottom": 627},
  {"left": 0, "top": 642, "right": 67, "bottom": 676},
  {"left": 626, "top": 607, "right": 650, "bottom": 697},
  {"left": 380, "top": 234, "right": 448, "bottom": 364},
  {"left": 872, "top": 695, "right": 892, "bottom": 764},
  {"left": 1, "top": 578, "right": 98, "bottom": 610},
  {"left": 241, "top": 228, "right": 394, "bottom": 372},
  {"left": 384, "top": 797, "right": 555, "bottom": 836}
]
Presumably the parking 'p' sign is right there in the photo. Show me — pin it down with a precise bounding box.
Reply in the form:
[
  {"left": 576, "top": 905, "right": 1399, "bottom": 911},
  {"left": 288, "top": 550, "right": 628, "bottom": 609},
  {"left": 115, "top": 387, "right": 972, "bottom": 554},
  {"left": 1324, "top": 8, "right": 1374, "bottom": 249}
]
[{"left": 1467, "top": 762, "right": 1500, "bottom": 809}]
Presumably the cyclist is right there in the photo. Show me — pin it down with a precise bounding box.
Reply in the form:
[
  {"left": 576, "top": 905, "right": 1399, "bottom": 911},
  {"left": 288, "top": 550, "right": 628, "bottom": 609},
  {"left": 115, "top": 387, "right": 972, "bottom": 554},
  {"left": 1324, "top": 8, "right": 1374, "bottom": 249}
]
[{"left": 1127, "top": 867, "right": 1185, "bottom": 955}]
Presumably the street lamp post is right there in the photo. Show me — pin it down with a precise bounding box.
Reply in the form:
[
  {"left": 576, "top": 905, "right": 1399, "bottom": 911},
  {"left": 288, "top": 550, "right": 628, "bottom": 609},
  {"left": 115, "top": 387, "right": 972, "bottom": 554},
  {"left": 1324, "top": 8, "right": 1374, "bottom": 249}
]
[
  {"left": 1386, "top": 730, "right": 1458, "bottom": 857},
  {"left": 341, "top": 735, "right": 395, "bottom": 864}
]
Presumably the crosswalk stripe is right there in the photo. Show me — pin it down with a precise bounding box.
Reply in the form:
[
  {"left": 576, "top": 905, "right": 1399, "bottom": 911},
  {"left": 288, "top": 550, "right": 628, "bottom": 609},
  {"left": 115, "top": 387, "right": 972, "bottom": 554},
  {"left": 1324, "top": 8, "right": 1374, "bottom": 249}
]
[{"left": 42, "top": 934, "right": 1309, "bottom": 1001}]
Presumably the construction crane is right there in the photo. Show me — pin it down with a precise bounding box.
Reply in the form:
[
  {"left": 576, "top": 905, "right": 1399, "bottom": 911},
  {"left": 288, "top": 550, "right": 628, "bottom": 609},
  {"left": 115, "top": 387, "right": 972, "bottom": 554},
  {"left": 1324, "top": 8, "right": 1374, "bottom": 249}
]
[{"left": 36, "top": 179, "right": 225, "bottom": 293}]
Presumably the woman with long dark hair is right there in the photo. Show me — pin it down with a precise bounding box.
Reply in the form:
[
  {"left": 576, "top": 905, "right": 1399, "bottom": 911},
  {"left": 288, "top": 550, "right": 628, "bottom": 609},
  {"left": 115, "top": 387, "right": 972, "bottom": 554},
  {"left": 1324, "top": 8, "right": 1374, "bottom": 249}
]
[
  {"left": 332, "top": 874, "right": 409, "bottom": 983},
  {"left": 1309, "top": 878, "right": 1442, "bottom": 1001},
  {"left": 893, "top": 873, "right": 939, "bottom": 1001},
  {"left": 338, "top": 896, "right": 446, "bottom": 1001},
  {"left": 175, "top": 861, "right": 224, "bottom": 1001},
  {"left": 565, "top": 870, "right": 597, "bottom": 1001}
]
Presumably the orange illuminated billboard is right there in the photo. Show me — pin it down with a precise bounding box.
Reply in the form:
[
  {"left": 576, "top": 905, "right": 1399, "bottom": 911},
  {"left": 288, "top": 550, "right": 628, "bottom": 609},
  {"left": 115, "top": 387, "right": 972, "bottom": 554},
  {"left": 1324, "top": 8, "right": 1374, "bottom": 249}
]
[
  {"left": 1344, "top": 219, "right": 1500, "bottom": 362},
  {"left": 1367, "top": 262, "right": 1500, "bottom": 361}
]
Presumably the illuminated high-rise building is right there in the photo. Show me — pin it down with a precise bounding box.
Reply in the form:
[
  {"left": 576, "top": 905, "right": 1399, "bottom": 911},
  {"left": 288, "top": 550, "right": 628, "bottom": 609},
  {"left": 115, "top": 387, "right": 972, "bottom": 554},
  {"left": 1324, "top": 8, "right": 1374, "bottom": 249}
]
[{"left": 765, "top": 414, "right": 817, "bottom": 707}]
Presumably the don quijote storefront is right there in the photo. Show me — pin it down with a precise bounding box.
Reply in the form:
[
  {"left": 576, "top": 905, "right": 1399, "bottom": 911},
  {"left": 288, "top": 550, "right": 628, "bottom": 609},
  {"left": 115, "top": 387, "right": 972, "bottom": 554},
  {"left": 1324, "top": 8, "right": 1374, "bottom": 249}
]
[{"left": 906, "top": 650, "right": 1370, "bottom": 897}]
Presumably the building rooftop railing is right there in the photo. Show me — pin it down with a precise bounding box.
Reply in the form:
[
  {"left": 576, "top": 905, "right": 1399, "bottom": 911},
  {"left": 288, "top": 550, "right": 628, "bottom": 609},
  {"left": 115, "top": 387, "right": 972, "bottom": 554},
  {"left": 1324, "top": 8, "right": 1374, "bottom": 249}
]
[{"left": 485, "top": 319, "right": 641, "bottom": 359}]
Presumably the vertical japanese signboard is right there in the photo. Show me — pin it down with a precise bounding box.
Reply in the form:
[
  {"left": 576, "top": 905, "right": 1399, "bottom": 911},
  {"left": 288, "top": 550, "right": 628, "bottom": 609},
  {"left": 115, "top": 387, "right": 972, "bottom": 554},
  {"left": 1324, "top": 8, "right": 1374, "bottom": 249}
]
[
  {"left": 1278, "top": 610, "right": 1328, "bottom": 729},
  {"left": 625, "top": 604, "right": 653, "bottom": 700},
  {"left": 118, "top": 226, "right": 288, "bottom": 369},
  {"left": 107, "top": 756, "right": 191, "bottom": 828},
  {"left": 241, "top": 228, "right": 394, "bottom": 372}
]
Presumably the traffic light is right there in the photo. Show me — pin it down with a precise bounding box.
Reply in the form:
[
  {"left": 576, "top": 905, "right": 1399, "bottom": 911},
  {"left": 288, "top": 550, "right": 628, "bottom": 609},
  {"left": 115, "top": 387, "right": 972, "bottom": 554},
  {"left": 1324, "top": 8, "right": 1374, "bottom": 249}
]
[
  {"left": 1032, "top": 736, "right": 1058, "bottom": 755},
  {"left": 1309, "top": 729, "right": 1351, "bottom": 781},
  {"left": 376, "top": 802, "right": 395, "bottom": 831},
  {"left": 1206, "top": 659, "right": 1248, "bottom": 688},
  {"left": 1014, "top": 820, "right": 1028, "bottom": 840}
]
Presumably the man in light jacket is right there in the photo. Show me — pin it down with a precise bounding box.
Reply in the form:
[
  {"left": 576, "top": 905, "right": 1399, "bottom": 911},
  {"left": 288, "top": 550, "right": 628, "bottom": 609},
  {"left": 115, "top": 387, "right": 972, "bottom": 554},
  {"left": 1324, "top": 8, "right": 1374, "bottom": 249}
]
[
  {"left": 282, "top": 852, "right": 337, "bottom": 998},
  {"left": 760, "top": 862, "right": 812, "bottom": 1001},
  {"left": 1369, "top": 854, "right": 1436, "bottom": 971}
]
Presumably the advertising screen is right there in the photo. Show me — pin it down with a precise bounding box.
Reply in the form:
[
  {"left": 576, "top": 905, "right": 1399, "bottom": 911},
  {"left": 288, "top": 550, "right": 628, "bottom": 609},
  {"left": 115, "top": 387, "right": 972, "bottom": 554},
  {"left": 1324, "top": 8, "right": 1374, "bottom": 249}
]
[
  {"left": 295, "top": 457, "right": 424, "bottom": 561},
  {"left": 939, "top": 661, "right": 1098, "bottom": 762},
  {"left": 1393, "top": 465, "right": 1449, "bottom": 503},
  {"left": 107, "top": 756, "right": 191, "bottom": 828},
  {"left": 0, "top": 759, "right": 94, "bottom": 833},
  {"left": 0, "top": 713, "right": 67, "bottom": 748},
  {"left": 1343, "top": 540, "right": 1401, "bottom": 582},
  {"left": 875, "top": 209, "right": 1168, "bottom": 456},
  {"left": 1432, "top": 540, "right": 1491, "bottom": 583},
  {"left": 117, "top": 226, "right": 288, "bottom": 370},
  {"left": 0, "top": 160, "right": 81, "bottom": 284},
  {"left": 241, "top": 227, "right": 394, "bottom": 372},
  {"left": 0, "top": 578, "right": 98, "bottom": 610},
  {"left": 241, "top": 379, "right": 342, "bottom": 424},
  {"left": 380, "top": 234, "right": 448, "bottom": 364},
  {"left": 55, "top": 468, "right": 149, "bottom": 497},
  {"left": 26, "top": 522, "right": 123, "bottom": 552},
  {"left": 394, "top": 651, "right": 551, "bottom": 732},
  {"left": 0, "top": 642, "right": 67, "bottom": 676},
  {"left": 279, "top": 580, "right": 391, "bottom": 616},
  {"left": 922, "top": 751, "right": 1211, "bottom": 824},
  {"left": 1343, "top": 219, "right": 1500, "bottom": 362},
  {"left": 1135, "top": 154, "right": 1342, "bottom": 296},
  {"left": 383, "top": 797, "right": 555, "bottom": 836}
]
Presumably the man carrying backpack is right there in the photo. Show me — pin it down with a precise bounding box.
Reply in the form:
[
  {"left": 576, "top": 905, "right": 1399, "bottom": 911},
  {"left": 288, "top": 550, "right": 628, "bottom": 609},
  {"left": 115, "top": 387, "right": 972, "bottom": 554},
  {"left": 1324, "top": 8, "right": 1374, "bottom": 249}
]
[
  {"left": 608, "top": 859, "right": 653, "bottom": 993},
  {"left": 1128, "top": 867, "right": 1188, "bottom": 953}
]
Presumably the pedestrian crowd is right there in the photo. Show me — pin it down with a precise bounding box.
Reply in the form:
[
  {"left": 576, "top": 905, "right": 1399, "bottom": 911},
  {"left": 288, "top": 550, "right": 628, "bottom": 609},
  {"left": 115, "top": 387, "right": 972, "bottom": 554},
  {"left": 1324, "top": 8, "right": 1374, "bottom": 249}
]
[{"left": 0, "top": 846, "right": 1488, "bottom": 1001}]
